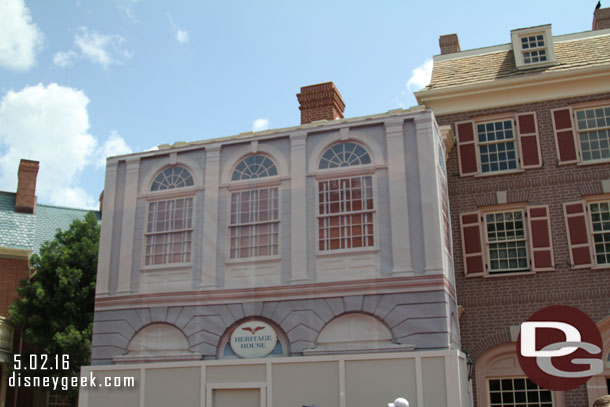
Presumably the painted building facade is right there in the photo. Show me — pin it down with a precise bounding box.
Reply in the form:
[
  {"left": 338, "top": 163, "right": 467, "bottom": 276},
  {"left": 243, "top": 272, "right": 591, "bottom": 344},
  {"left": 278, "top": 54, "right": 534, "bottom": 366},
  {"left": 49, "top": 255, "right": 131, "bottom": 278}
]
[
  {"left": 416, "top": 7, "right": 610, "bottom": 407},
  {"left": 81, "top": 83, "right": 469, "bottom": 407}
]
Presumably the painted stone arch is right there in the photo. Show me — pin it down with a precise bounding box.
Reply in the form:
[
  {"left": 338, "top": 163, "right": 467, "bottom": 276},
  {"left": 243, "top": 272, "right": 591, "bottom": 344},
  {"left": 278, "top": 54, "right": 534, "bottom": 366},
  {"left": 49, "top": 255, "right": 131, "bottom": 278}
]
[
  {"left": 150, "top": 165, "right": 194, "bottom": 191},
  {"left": 115, "top": 322, "right": 201, "bottom": 363},
  {"left": 307, "top": 131, "right": 384, "bottom": 172},
  {"left": 139, "top": 154, "right": 202, "bottom": 195},
  {"left": 217, "top": 317, "right": 290, "bottom": 359},
  {"left": 221, "top": 144, "right": 289, "bottom": 184},
  {"left": 303, "top": 312, "right": 413, "bottom": 355}
]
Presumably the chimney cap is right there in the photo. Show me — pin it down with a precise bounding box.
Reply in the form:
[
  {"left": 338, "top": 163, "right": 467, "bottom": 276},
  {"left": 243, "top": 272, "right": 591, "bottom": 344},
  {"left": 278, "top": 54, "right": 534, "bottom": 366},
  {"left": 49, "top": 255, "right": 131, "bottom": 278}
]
[
  {"left": 296, "top": 81, "right": 345, "bottom": 125},
  {"left": 439, "top": 34, "right": 461, "bottom": 55}
]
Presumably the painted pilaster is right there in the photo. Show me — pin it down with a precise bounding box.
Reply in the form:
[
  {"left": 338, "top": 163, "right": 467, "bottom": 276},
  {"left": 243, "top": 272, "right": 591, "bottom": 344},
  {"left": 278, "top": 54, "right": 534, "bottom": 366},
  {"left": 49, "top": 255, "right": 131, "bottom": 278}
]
[
  {"left": 201, "top": 144, "right": 221, "bottom": 288},
  {"left": 290, "top": 132, "right": 309, "bottom": 283},
  {"left": 116, "top": 157, "right": 140, "bottom": 294},
  {"left": 415, "top": 113, "right": 444, "bottom": 273},
  {"left": 385, "top": 119, "right": 413, "bottom": 275},
  {"left": 95, "top": 161, "right": 118, "bottom": 296}
]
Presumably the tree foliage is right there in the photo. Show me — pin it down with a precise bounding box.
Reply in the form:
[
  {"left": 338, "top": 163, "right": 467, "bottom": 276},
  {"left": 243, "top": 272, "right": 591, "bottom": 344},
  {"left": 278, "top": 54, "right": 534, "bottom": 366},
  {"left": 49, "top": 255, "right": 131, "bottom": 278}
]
[{"left": 9, "top": 211, "right": 99, "bottom": 381}]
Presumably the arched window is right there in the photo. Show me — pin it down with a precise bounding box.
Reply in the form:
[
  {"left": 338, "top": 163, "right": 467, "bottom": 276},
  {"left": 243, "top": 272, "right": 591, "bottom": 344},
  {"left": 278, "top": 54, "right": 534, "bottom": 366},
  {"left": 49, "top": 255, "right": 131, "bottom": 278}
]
[
  {"left": 229, "top": 155, "right": 280, "bottom": 259},
  {"left": 317, "top": 142, "right": 375, "bottom": 251},
  {"left": 151, "top": 166, "right": 194, "bottom": 191},
  {"left": 145, "top": 166, "right": 194, "bottom": 266},
  {"left": 319, "top": 142, "right": 371, "bottom": 169},
  {"left": 232, "top": 155, "right": 278, "bottom": 180}
]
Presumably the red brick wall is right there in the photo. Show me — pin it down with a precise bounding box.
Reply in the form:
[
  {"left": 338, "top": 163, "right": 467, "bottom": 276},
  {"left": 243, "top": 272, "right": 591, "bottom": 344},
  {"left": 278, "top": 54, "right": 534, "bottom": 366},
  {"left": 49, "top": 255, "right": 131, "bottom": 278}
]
[
  {"left": 436, "top": 92, "right": 610, "bottom": 407},
  {"left": 0, "top": 256, "right": 29, "bottom": 317}
]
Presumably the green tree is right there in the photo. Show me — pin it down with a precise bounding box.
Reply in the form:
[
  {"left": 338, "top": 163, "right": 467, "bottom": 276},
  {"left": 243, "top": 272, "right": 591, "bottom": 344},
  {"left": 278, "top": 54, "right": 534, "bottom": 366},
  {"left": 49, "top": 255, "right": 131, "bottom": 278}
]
[{"left": 9, "top": 211, "right": 99, "bottom": 388}]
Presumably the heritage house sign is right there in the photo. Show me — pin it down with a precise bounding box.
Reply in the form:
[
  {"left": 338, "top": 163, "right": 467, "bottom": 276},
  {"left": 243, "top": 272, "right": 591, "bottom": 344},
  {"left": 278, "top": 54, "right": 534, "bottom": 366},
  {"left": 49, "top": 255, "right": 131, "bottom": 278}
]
[{"left": 229, "top": 321, "right": 277, "bottom": 359}]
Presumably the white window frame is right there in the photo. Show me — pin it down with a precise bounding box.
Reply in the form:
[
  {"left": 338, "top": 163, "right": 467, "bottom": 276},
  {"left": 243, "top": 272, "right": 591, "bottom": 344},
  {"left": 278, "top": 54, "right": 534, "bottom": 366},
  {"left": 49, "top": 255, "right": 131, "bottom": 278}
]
[
  {"left": 143, "top": 195, "right": 195, "bottom": 268},
  {"left": 588, "top": 199, "right": 610, "bottom": 267},
  {"left": 574, "top": 105, "right": 610, "bottom": 164},
  {"left": 227, "top": 186, "right": 281, "bottom": 261},
  {"left": 511, "top": 25, "right": 556, "bottom": 69},
  {"left": 475, "top": 117, "right": 521, "bottom": 175},
  {"left": 487, "top": 377, "right": 554, "bottom": 407},
  {"left": 483, "top": 208, "right": 530, "bottom": 275}
]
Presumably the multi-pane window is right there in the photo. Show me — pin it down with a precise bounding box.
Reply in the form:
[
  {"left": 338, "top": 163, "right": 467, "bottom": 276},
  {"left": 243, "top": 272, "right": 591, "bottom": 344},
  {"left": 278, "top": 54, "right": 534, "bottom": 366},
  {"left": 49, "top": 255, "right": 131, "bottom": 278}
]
[
  {"left": 0, "top": 318, "right": 13, "bottom": 351},
  {"left": 229, "top": 155, "right": 280, "bottom": 259},
  {"left": 589, "top": 201, "right": 610, "bottom": 265},
  {"left": 47, "top": 394, "right": 72, "bottom": 407},
  {"left": 477, "top": 120, "right": 518, "bottom": 173},
  {"left": 151, "top": 166, "right": 194, "bottom": 191},
  {"left": 145, "top": 198, "right": 193, "bottom": 265},
  {"left": 521, "top": 34, "right": 547, "bottom": 65},
  {"left": 232, "top": 154, "right": 278, "bottom": 180},
  {"left": 575, "top": 106, "right": 610, "bottom": 162},
  {"left": 229, "top": 188, "right": 279, "bottom": 259},
  {"left": 319, "top": 142, "right": 371, "bottom": 169},
  {"left": 485, "top": 210, "right": 528, "bottom": 273},
  {"left": 488, "top": 378, "right": 553, "bottom": 407},
  {"left": 318, "top": 176, "right": 374, "bottom": 251}
]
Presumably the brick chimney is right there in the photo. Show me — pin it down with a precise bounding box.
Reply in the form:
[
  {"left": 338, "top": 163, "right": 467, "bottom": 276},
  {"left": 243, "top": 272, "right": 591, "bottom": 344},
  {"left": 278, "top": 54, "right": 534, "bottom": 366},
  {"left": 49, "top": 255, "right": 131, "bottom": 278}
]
[
  {"left": 439, "top": 34, "right": 461, "bottom": 55},
  {"left": 593, "top": 6, "right": 610, "bottom": 30},
  {"left": 297, "top": 82, "right": 345, "bottom": 125},
  {"left": 15, "top": 159, "right": 39, "bottom": 214}
]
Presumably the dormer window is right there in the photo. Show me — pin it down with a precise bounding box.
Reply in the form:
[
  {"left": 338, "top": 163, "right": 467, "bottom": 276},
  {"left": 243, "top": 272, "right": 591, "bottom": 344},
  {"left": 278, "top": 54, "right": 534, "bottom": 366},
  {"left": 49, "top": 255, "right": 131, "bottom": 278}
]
[{"left": 511, "top": 25, "right": 555, "bottom": 69}]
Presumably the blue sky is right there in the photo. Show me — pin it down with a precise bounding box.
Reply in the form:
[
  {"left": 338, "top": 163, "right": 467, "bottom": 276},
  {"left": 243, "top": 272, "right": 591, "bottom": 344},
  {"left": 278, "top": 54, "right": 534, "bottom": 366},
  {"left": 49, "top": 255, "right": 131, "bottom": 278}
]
[{"left": 0, "top": 0, "right": 602, "bottom": 209}]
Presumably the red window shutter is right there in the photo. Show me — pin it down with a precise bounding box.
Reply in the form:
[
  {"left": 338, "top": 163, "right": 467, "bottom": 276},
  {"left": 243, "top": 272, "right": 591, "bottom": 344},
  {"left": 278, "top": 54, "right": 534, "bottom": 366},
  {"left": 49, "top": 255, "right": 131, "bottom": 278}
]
[
  {"left": 552, "top": 107, "right": 578, "bottom": 164},
  {"left": 527, "top": 205, "right": 554, "bottom": 271},
  {"left": 517, "top": 113, "right": 542, "bottom": 168},
  {"left": 563, "top": 201, "right": 592, "bottom": 268},
  {"left": 460, "top": 211, "right": 484, "bottom": 276},
  {"left": 456, "top": 121, "right": 478, "bottom": 176}
]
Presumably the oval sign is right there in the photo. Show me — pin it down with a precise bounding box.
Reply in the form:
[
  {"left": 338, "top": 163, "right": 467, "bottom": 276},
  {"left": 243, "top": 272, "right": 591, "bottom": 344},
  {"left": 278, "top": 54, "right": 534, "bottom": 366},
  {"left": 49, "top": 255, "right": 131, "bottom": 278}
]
[{"left": 230, "top": 321, "right": 277, "bottom": 359}]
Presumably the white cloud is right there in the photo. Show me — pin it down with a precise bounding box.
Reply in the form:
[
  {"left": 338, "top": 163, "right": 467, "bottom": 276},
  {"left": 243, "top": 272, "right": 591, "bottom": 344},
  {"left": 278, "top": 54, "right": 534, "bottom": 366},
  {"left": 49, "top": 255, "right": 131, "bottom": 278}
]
[
  {"left": 53, "top": 50, "right": 77, "bottom": 68},
  {"left": 0, "top": 83, "right": 98, "bottom": 209},
  {"left": 252, "top": 118, "right": 270, "bottom": 132},
  {"left": 115, "top": 0, "right": 140, "bottom": 22},
  {"left": 0, "top": 0, "right": 44, "bottom": 71},
  {"left": 176, "top": 29, "right": 190, "bottom": 44},
  {"left": 95, "top": 130, "right": 132, "bottom": 168},
  {"left": 406, "top": 59, "right": 433, "bottom": 92},
  {"left": 74, "top": 27, "right": 131, "bottom": 69}
]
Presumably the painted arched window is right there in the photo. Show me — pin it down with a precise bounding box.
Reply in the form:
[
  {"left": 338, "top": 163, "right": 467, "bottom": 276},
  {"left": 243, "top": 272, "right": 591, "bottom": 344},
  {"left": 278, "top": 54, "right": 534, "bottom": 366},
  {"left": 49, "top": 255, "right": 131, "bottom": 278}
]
[
  {"left": 232, "top": 154, "right": 278, "bottom": 181},
  {"left": 151, "top": 166, "right": 194, "bottom": 191},
  {"left": 317, "top": 142, "right": 375, "bottom": 251},
  {"left": 145, "top": 166, "right": 194, "bottom": 266},
  {"left": 318, "top": 142, "right": 371, "bottom": 169},
  {"left": 229, "top": 155, "right": 280, "bottom": 259}
]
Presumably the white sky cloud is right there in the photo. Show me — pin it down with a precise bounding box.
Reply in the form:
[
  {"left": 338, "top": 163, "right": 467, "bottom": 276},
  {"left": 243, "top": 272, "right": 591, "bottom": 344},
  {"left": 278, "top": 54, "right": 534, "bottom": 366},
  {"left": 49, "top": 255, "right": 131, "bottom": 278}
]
[
  {"left": 406, "top": 59, "right": 433, "bottom": 92},
  {"left": 74, "top": 27, "right": 131, "bottom": 69},
  {"left": 96, "top": 130, "right": 132, "bottom": 168},
  {"left": 176, "top": 30, "right": 190, "bottom": 44},
  {"left": 0, "top": 84, "right": 98, "bottom": 209},
  {"left": 0, "top": 0, "right": 44, "bottom": 71},
  {"left": 252, "top": 118, "right": 270, "bottom": 132},
  {"left": 53, "top": 50, "right": 77, "bottom": 68},
  {"left": 115, "top": 0, "right": 140, "bottom": 22}
]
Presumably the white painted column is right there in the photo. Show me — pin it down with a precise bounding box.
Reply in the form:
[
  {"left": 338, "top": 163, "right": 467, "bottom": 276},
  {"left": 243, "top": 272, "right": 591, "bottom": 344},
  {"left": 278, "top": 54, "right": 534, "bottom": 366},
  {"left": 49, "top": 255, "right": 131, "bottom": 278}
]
[
  {"left": 385, "top": 119, "right": 414, "bottom": 275},
  {"left": 116, "top": 157, "right": 140, "bottom": 294},
  {"left": 290, "top": 132, "right": 309, "bottom": 283},
  {"left": 415, "top": 113, "right": 444, "bottom": 272},
  {"left": 200, "top": 144, "right": 221, "bottom": 288},
  {"left": 95, "top": 161, "right": 118, "bottom": 296}
]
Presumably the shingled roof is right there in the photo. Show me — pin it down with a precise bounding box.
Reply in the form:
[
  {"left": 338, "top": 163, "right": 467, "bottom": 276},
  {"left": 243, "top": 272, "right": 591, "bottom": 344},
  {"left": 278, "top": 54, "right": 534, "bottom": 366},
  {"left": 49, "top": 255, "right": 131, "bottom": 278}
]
[
  {"left": 0, "top": 191, "right": 100, "bottom": 255},
  {"left": 426, "top": 31, "right": 610, "bottom": 90}
]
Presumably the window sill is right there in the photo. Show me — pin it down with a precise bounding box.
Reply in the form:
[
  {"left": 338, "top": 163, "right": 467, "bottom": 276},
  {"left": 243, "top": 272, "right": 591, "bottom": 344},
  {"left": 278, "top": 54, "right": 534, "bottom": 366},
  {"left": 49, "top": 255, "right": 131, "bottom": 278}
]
[
  {"left": 141, "top": 263, "right": 192, "bottom": 272},
  {"left": 225, "top": 256, "right": 281, "bottom": 264},
  {"left": 316, "top": 247, "right": 379, "bottom": 257},
  {"left": 483, "top": 270, "right": 534, "bottom": 278},
  {"left": 591, "top": 264, "right": 610, "bottom": 271},
  {"left": 576, "top": 159, "right": 610, "bottom": 167},
  {"left": 473, "top": 169, "right": 525, "bottom": 178}
]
